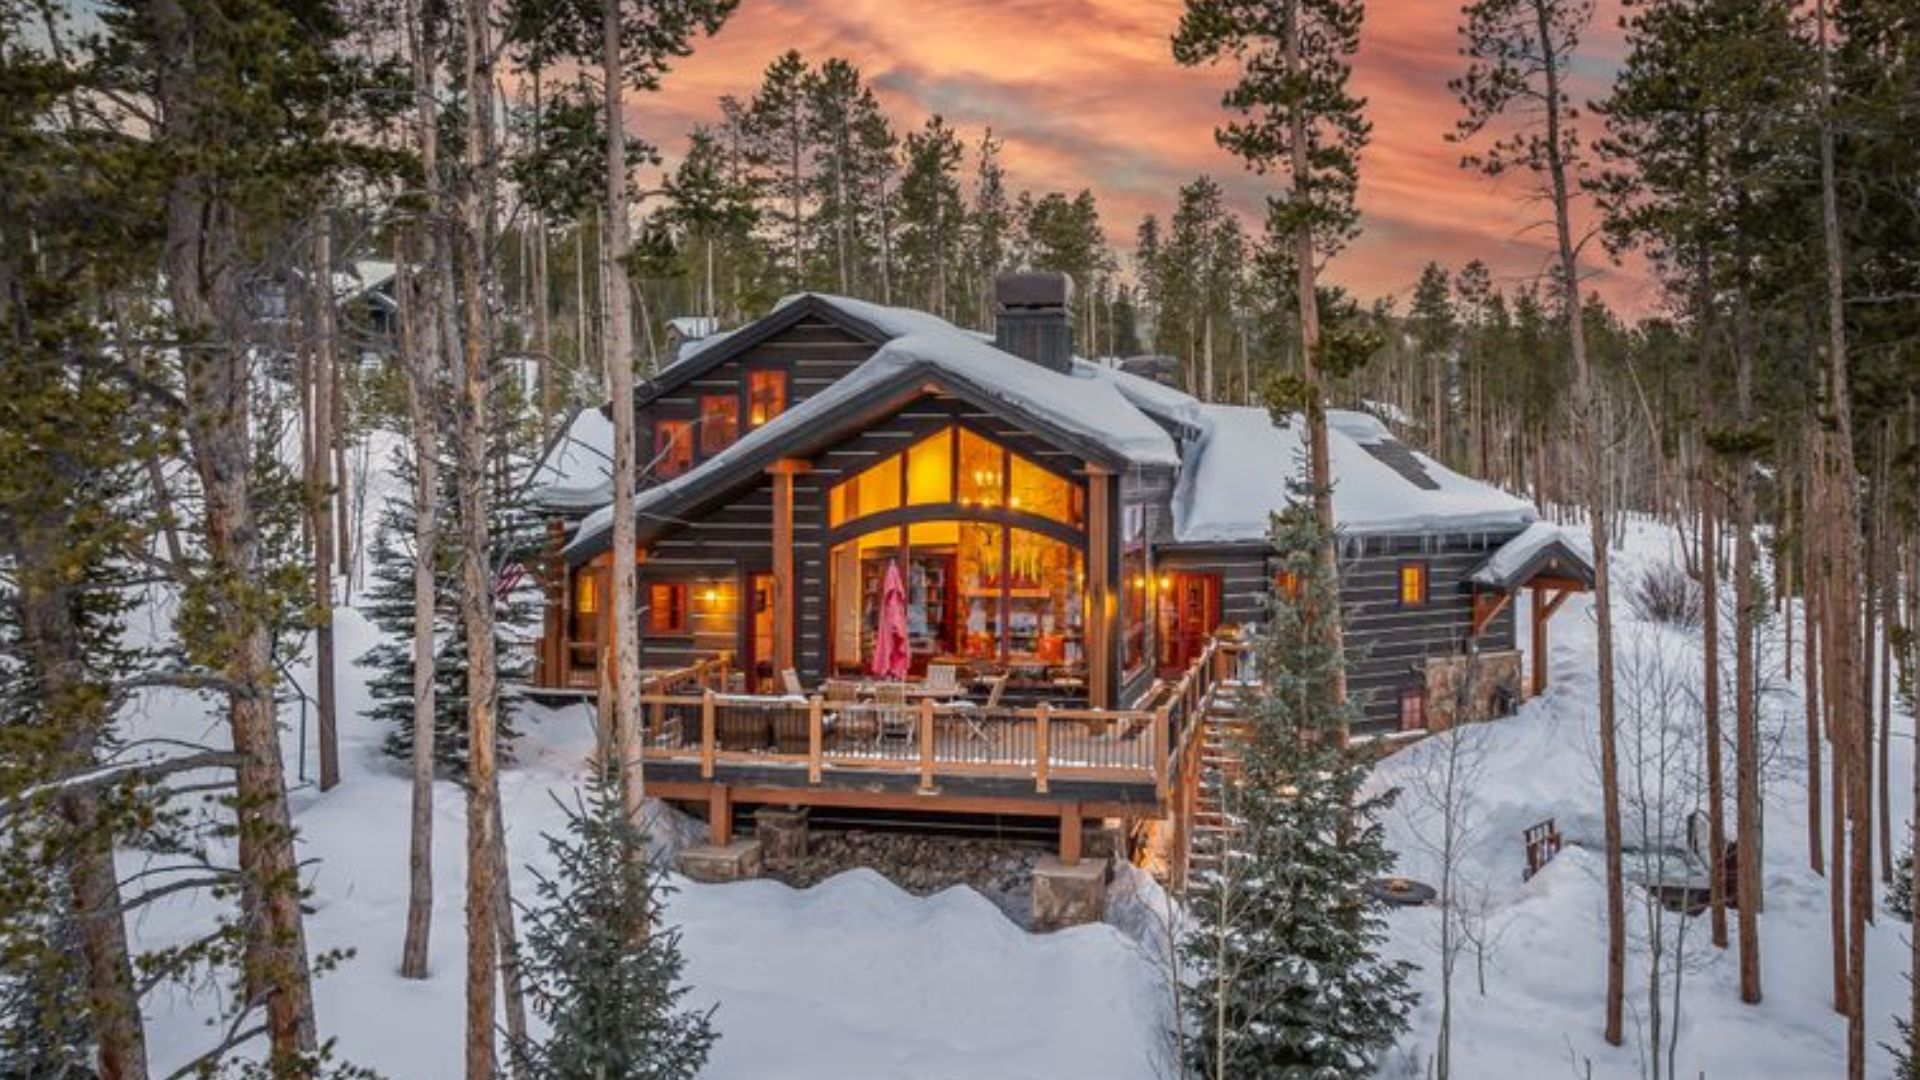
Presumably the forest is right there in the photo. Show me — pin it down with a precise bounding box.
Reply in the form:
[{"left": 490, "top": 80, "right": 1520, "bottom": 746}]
[{"left": 0, "top": 0, "right": 1916, "bottom": 1077}]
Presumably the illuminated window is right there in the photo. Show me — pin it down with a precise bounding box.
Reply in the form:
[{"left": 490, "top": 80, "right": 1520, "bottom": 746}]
[
  {"left": 1399, "top": 686, "right": 1428, "bottom": 731},
  {"left": 646, "top": 582, "right": 688, "bottom": 635},
  {"left": 574, "top": 573, "right": 599, "bottom": 615},
  {"left": 1399, "top": 563, "right": 1429, "bottom": 606},
  {"left": 699, "top": 395, "right": 738, "bottom": 455},
  {"left": 957, "top": 427, "right": 1002, "bottom": 506},
  {"left": 653, "top": 419, "right": 692, "bottom": 478},
  {"left": 1274, "top": 569, "right": 1300, "bottom": 600},
  {"left": 748, "top": 370, "right": 787, "bottom": 427},
  {"left": 906, "top": 429, "right": 952, "bottom": 505}
]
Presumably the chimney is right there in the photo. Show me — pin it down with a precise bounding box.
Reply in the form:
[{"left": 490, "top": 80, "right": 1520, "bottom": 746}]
[{"left": 993, "top": 271, "right": 1074, "bottom": 374}]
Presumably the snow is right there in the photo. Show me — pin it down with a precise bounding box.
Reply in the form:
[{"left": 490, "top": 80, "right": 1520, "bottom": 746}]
[
  {"left": 526, "top": 406, "right": 615, "bottom": 513},
  {"left": 1168, "top": 405, "right": 1538, "bottom": 543},
  {"left": 1371, "top": 513, "right": 1914, "bottom": 1079},
  {"left": 125, "top": 609, "right": 1172, "bottom": 1079},
  {"left": 1471, "top": 519, "right": 1592, "bottom": 587}
]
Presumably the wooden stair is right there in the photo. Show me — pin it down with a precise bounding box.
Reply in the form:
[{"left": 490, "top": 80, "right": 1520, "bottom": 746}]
[{"left": 1186, "top": 679, "right": 1255, "bottom": 880}]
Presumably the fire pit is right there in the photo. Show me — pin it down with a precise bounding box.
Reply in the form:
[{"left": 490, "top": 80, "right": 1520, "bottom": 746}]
[{"left": 1365, "top": 876, "right": 1437, "bottom": 907}]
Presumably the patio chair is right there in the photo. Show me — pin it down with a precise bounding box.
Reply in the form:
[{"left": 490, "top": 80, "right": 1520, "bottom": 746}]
[
  {"left": 937, "top": 674, "right": 1006, "bottom": 745},
  {"left": 924, "top": 663, "right": 960, "bottom": 694},
  {"left": 873, "top": 682, "right": 914, "bottom": 751},
  {"left": 780, "top": 668, "right": 806, "bottom": 696},
  {"left": 820, "top": 679, "right": 862, "bottom": 747}
]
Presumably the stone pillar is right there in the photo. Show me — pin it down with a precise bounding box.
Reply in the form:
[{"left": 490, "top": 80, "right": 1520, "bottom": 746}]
[
  {"left": 678, "top": 839, "right": 763, "bottom": 883},
  {"left": 755, "top": 805, "right": 810, "bottom": 864},
  {"left": 1032, "top": 855, "right": 1108, "bottom": 930}
]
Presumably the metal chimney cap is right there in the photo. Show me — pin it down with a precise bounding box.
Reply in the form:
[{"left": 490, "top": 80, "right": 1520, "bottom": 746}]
[{"left": 994, "top": 270, "right": 1074, "bottom": 311}]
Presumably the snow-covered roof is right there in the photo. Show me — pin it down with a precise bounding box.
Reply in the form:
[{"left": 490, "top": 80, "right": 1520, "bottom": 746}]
[
  {"left": 1469, "top": 520, "right": 1595, "bottom": 590},
  {"left": 564, "top": 292, "right": 1538, "bottom": 561},
  {"left": 528, "top": 407, "right": 615, "bottom": 513},
  {"left": 666, "top": 315, "right": 719, "bottom": 338},
  {"left": 564, "top": 296, "right": 1182, "bottom": 563},
  {"left": 1164, "top": 403, "right": 1538, "bottom": 543}
]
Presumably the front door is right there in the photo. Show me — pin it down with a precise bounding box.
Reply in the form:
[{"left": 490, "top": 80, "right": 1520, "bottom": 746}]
[
  {"left": 748, "top": 571, "right": 776, "bottom": 692},
  {"left": 1157, "top": 571, "right": 1219, "bottom": 674}
]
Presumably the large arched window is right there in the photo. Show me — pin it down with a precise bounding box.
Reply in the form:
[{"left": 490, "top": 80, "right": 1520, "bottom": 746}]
[{"left": 824, "top": 426, "right": 1087, "bottom": 681}]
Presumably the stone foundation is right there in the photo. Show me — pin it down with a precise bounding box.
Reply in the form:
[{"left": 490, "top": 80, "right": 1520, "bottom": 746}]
[
  {"left": 1424, "top": 648, "right": 1523, "bottom": 731},
  {"left": 1083, "top": 821, "right": 1127, "bottom": 861},
  {"left": 1031, "top": 856, "right": 1108, "bottom": 931},
  {"left": 754, "top": 806, "right": 810, "bottom": 864},
  {"left": 678, "top": 839, "right": 763, "bottom": 883}
]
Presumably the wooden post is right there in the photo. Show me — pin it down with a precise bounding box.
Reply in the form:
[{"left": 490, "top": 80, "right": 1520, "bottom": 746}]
[
  {"left": 1060, "top": 805, "right": 1083, "bottom": 866},
  {"left": 1087, "top": 468, "right": 1113, "bottom": 709},
  {"left": 1530, "top": 583, "right": 1548, "bottom": 695},
  {"left": 808, "top": 695, "right": 823, "bottom": 784},
  {"left": 700, "top": 689, "right": 716, "bottom": 779},
  {"left": 1154, "top": 705, "right": 1172, "bottom": 800},
  {"left": 918, "top": 698, "right": 936, "bottom": 792},
  {"left": 769, "top": 461, "right": 806, "bottom": 679},
  {"left": 708, "top": 784, "right": 731, "bottom": 846},
  {"left": 1035, "top": 702, "right": 1052, "bottom": 794}
]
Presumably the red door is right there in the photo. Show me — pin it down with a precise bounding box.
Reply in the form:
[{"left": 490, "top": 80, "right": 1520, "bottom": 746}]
[{"left": 1158, "top": 572, "right": 1219, "bottom": 674}]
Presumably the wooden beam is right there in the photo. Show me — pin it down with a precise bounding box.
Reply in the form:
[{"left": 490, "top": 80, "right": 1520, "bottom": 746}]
[
  {"left": 700, "top": 689, "right": 716, "bottom": 779},
  {"left": 644, "top": 780, "right": 1147, "bottom": 821},
  {"left": 770, "top": 465, "right": 797, "bottom": 676},
  {"left": 807, "top": 695, "right": 823, "bottom": 784},
  {"left": 1531, "top": 583, "right": 1549, "bottom": 694},
  {"left": 1541, "top": 586, "right": 1574, "bottom": 619},
  {"left": 1087, "top": 468, "right": 1113, "bottom": 709},
  {"left": 1470, "top": 588, "right": 1514, "bottom": 638},
  {"left": 707, "top": 784, "right": 732, "bottom": 846},
  {"left": 1035, "top": 701, "right": 1052, "bottom": 794},
  {"left": 1060, "top": 805, "right": 1083, "bottom": 866}
]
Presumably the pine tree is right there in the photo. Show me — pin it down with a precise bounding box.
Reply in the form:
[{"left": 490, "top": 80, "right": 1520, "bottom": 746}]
[
  {"left": 963, "top": 128, "right": 1012, "bottom": 327},
  {"left": 897, "top": 114, "right": 966, "bottom": 319},
  {"left": 1180, "top": 485, "right": 1415, "bottom": 1078},
  {"left": 1892, "top": 826, "right": 1914, "bottom": 923},
  {"left": 513, "top": 764, "right": 718, "bottom": 1079},
  {"left": 359, "top": 447, "right": 531, "bottom": 777}
]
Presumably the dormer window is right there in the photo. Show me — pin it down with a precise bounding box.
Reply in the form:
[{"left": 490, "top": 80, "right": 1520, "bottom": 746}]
[
  {"left": 700, "top": 395, "right": 738, "bottom": 455},
  {"left": 748, "top": 370, "right": 787, "bottom": 427}
]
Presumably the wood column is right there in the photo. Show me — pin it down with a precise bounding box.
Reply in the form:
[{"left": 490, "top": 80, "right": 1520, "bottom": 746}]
[
  {"left": 1531, "top": 583, "right": 1548, "bottom": 694},
  {"left": 1087, "top": 467, "right": 1114, "bottom": 709},
  {"left": 768, "top": 460, "right": 807, "bottom": 678}
]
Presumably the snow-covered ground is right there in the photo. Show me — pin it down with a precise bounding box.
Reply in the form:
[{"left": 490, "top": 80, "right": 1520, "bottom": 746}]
[
  {"left": 121, "top": 495, "right": 1910, "bottom": 1077},
  {"left": 1374, "top": 515, "right": 1914, "bottom": 1079}
]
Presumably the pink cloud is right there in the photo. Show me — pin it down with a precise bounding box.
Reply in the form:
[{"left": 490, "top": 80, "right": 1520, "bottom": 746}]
[{"left": 621, "top": 0, "right": 1651, "bottom": 313}]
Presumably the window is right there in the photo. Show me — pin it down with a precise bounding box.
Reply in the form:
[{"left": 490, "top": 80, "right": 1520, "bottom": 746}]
[
  {"left": 1399, "top": 686, "right": 1428, "bottom": 732},
  {"left": 828, "top": 425, "right": 1083, "bottom": 528},
  {"left": 1398, "top": 562, "right": 1429, "bottom": 606},
  {"left": 646, "top": 582, "right": 688, "bottom": 635},
  {"left": 748, "top": 370, "right": 787, "bottom": 427},
  {"left": 1274, "top": 569, "right": 1300, "bottom": 601},
  {"left": 699, "top": 395, "right": 738, "bottom": 455},
  {"left": 653, "top": 419, "right": 692, "bottom": 478}
]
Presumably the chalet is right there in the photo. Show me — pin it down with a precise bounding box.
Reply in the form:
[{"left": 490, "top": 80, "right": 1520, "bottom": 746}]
[{"left": 521, "top": 273, "right": 1593, "bottom": 902}]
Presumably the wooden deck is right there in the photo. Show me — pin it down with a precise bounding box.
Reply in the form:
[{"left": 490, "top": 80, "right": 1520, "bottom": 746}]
[{"left": 627, "top": 639, "right": 1250, "bottom": 868}]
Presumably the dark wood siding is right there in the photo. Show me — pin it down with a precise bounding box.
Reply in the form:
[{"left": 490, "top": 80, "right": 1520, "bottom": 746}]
[
  {"left": 636, "top": 315, "right": 877, "bottom": 489},
  {"left": 1334, "top": 530, "right": 1520, "bottom": 732}
]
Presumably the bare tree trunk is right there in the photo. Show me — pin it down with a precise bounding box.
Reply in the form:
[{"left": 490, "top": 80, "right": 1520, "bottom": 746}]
[
  {"left": 150, "top": 0, "right": 321, "bottom": 1057},
  {"left": 1804, "top": 441, "right": 1824, "bottom": 877},
  {"left": 1282, "top": 0, "right": 1347, "bottom": 708},
  {"left": 1731, "top": 296, "right": 1761, "bottom": 1002},
  {"left": 1699, "top": 330, "right": 1728, "bottom": 949},
  {"left": 312, "top": 211, "right": 341, "bottom": 792},
  {"left": 1530, "top": 0, "right": 1624, "bottom": 1044},
  {"left": 13, "top": 551, "right": 151, "bottom": 1080},
  {"left": 1873, "top": 428, "right": 1892, "bottom": 885},
  {"left": 603, "top": 0, "right": 646, "bottom": 831},
  {"left": 457, "top": 0, "right": 501, "bottom": 1072},
  {"left": 397, "top": 2, "right": 442, "bottom": 975},
  {"left": 1813, "top": 6, "right": 1869, "bottom": 1074}
]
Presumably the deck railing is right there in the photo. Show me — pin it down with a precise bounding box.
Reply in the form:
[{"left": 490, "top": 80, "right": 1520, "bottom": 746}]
[{"left": 634, "top": 637, "right": 1248, "bottom": 801}]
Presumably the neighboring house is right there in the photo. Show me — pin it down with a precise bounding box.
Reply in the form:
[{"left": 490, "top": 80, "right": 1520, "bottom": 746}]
[
  {"left": 526, "top": 273, "right": 1593, "bottom": 735},
  {"left": 519, "top": 272, "right": 1594, "bottom": 897}
]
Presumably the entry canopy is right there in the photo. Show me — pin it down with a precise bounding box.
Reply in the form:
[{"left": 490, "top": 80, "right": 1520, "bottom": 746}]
[{"left": 1469, "top": 521, "right": 1596, "bottom": 593}]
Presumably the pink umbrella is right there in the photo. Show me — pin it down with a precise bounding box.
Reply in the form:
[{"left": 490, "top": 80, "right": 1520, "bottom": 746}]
[{"left": 870, "top": 560, "right": 911, "bottom": 681}]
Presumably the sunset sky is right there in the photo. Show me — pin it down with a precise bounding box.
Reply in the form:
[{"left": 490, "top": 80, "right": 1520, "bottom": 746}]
[{"left": 623, "top": 0, "right": 1655, "bottom": 315}]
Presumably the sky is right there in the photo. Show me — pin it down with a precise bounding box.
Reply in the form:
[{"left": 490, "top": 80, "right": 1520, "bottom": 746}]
[{"left": 621, "top": 0, "right": 1656, "bottom": 316}]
